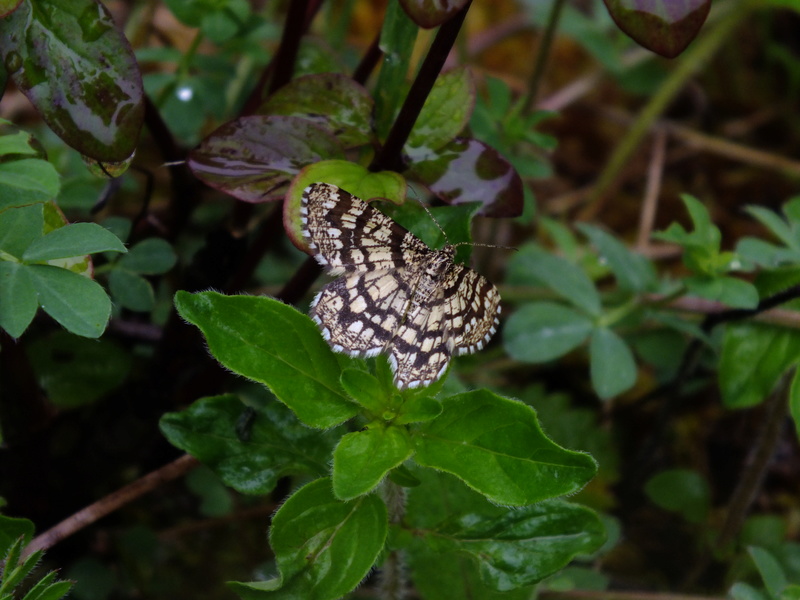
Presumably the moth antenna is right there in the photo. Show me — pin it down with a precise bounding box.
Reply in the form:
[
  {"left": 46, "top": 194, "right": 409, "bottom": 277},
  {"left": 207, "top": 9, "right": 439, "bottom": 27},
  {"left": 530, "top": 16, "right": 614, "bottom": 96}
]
[
  {"left": 404, "top": 186, "right": 449, "bottom": 244},
  {"left": 408, "top": 187, "right": 516, "bottom": 252}
]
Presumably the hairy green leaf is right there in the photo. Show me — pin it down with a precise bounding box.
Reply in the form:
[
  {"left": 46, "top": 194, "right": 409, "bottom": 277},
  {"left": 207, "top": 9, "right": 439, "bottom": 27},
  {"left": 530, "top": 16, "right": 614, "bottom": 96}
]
[
  {"left": 174, "top": 291, "right": 357, "bottom": 428},
  {"left": 160, "top": 395, "right": 339, "bottom": 494},
  {"left": 414, "top": 390, "right": 597, "bottom": 505}
]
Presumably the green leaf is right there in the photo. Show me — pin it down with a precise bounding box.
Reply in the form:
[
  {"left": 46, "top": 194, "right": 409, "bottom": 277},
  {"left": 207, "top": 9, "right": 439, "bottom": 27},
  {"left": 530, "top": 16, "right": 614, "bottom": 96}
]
[
  {"left": 27, "top": 265, "right": 111, "bottom": 338},
  {"left": 790, "top": 369, "right": 800, "bottom": 443},
  {"left": 395, "top": 395, "right": 441, "bottom": 424},
  {"left": 0, "top": 158, "right": 60, "bottom": 209},
  {"left": 406, "top": 67, "right": 474, "bottom": 153},
  {"left": 0, "top": 203, "right": 43, "bottom": 257},
  {"left": 108, "top": 268, "right": 154, "bottom": 312},
  {"left": 22, "top": 222, "right": 126, "bottom": 262},
  {"left": 720, "top": 322, "right": 800, "bottom": 409},
  {"left": 259, "top": 73, "right": 374, "bottom": 148},
  {"left": 413, "top": 390, "right": 597, "bottom": 506},
  {"left": 0, "top": 262, "right": 37, "bottom": 337},
  {"left": 231, "top": 478, "right": 386, "bottom": 599},
  {"left": 644, "top": 469, "right": 710, "bottom": 523},
  {"left": 589, "top": 327, "right": 637, "bottom": 399},
  {"left": 118, "top": 237, "right": 176, "bottom": 274},
  {"left": 174, "top": 291, "right": 357, "bottom": 428},
  {"left": 26, "top": 332, "right": 131, "bottom": 408},
  {"left": 0, "top": 0, "right": 143, "bottom": 162},
  {"left": 577, "top": 223, "right": 657, "bottom": 293},
  {"left": 373, "top": 0, "right": 418, "bottom": 137},
  {"left": 503, "top": 302, "right": 594, "bottom": 363},
  {"left": 160, "top": 395, "right": 339, "bottom": 495},
  {"left": 0, "top": 124, "right": 39, "bottom": 157},
  {"left": 0, "top": 515, "right": 34, "bottom": 558},
  {"left": 412, "top": 499, "right": 606, "bottom": 591},
  {"left": 749, "top": 546, "right": 788, "bottom": 599},
  {"left": 506, "top": 244, "right": 602, "bottom": 316},
  {"left": 20, "top": 573, "right": 72, "bottom": 600},
  {"left": 333, "top": 426, "right": 413, "bottom": 500},
  {"left": 339, "top": 368, "right": 385, "bottom": 413},
  {"left": 729, "top": 582, "right": 769, "bottom": 600},
  {"left": 685, "top": 275, "right": 759, "bottom": 309},
  {"left": 745, "top": 205, "right": 797, "bottom": 249}
]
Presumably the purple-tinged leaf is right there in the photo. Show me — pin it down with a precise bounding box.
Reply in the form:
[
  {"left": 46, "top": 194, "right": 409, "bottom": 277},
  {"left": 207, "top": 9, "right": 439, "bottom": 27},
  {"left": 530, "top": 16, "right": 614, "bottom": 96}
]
[
  {"left": 399, "top": 0, "right": 470, "bottom": 28},
  {"left": 603, "top": 0, "right": 711, "bottom": 58},
  {"left": 258, "top": 73, "right": 374, "bottom": 149},
  {"left": 187, "top": 116, "right": 345, "bottom": 203},
  {"left": 0, "top": 0, "right": 144, "bottom": 162},
  {"left": 406, "top": 137, "right": 523, "bottom": 218}
]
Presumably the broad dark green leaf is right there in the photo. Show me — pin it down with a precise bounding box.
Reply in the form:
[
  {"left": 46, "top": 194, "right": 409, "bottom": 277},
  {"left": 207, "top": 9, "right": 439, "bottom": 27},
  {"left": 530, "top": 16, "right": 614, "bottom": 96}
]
[
  {"left": 259, "top": 73, "right": 373, "bottom": 148},
  {"left": 506, "top": 244, "right": 602, "bottom": 317},
  {"left": 22, "top": 222, "right": 126, "bottom": 262},
  {"left": 0, "top": 158, "right": 60, "bottom": 209},
  {"left": 230, "top": 478, "right": 386, "bottom": 599},
  {"left": 405, "top": 469, "right": 604, "bottom": 595},
  {"left": 188, "top": 116, "right": 344, "bottom": 203},
  {"left": 333, "top": 426, "right": 413, "bottom": 500},
  {"left": 118, "top": 237, "right": 176, "bottom": 274},
  {"left": 0, "top": 0, "right": 144, "bottom": 162},
  {"left": 174, "top": 291, "right": 357, "bottom": 428},
  {"left": 26, "top": 331, "right": 130, "bottom": 408},
  {"left": 577, "top": 223, "right": 657, "bottom": 293},
  {"left": 406, "top": 67, "right": 474, "bottom": 153},
  {"left": 644, "top": 469, "right": 710, "bottom": 523},
  {"left": 603, "top": 0, "right": 710, "bottom": 58},
  {"left": 160, "top": 395, "right": 339, "bottom": 494},
  {"left": 0, "top": 261, "right": 37, "bottom": 337},
  {"left": 589, "top": 327, "right": 637, "bottom": 399},
  {"left": 720, "top": 322, "right": 800, "bottom": 409},
  {"left": 406, "top": 137, "right": 524, "bottom": 218},
  {"left": 399, "top": 0, "right": 470, "bottom": 28},
  {"left": 414, "top": 390, "right": 597, "bottom": 505},
  {"left": 504, "top": 302, "right": 594, "bottom": 363},
  {"left": 108, "top": 268, "right": 153, "bottom": 312},
  {"left": 27, "top": 264, "right": 111, "bottom": 338},
  {"left": 415, "top": 500, "right": 605, "bottom": 591}
]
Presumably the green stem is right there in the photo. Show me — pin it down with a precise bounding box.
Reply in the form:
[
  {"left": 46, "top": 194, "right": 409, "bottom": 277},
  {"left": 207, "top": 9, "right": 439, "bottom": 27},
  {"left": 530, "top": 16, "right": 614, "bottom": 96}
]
[
  {"left": 518, "top": 0, "right": 566, "bottom": 115},
  {"left": 589, "top": 0, "right": 751, "bottom": 205},
  {"left": 378, "top": 479, "right": 408, "bottom": 600}
]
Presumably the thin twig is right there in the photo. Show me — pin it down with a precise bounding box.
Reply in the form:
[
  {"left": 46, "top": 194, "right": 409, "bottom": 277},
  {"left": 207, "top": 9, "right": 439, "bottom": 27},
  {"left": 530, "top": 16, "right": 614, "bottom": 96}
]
[
  {"left": 519, "top": 0, "right": 565, "bottom": 113},
  {"left": 538, "top": 591, "right": 726, "bottom": 600},
  {"left": 370, "top": 1, "right": 472, "bottom": 173},
  {"left": 23, "top": 454, "right": 199, "bottom": 558},
  {"left": 637, "top": 129, "right": 667, "bottom": 251}
]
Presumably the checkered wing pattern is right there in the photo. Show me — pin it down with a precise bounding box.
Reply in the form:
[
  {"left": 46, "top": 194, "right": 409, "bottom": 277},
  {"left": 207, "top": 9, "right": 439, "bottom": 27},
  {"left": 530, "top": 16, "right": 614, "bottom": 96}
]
[{"left": 300, "top": 183, "right": 501, "bottom": 389}]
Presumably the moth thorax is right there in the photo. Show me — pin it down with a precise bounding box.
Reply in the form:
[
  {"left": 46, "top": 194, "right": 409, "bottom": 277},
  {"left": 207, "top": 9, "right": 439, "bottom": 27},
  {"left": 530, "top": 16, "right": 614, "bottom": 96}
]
[{"left": 410, "top": 246, "right": 454, "bottom": 304}]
